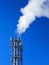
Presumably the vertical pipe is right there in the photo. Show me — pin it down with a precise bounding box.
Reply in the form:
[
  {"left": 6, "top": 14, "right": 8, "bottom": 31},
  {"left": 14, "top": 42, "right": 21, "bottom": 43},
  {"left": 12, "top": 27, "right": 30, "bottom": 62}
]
[
  {"left": 15, "top": 41, "right": 16, "bottom": 65},
  {"left": 11, "top": 38, "right": 23, "bottom": 65}
]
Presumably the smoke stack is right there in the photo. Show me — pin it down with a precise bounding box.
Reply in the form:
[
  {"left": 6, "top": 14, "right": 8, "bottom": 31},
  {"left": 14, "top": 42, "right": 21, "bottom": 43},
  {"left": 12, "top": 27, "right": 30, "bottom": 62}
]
[{"left": 10, "top": 37, "right": 23, "bottom": 65}]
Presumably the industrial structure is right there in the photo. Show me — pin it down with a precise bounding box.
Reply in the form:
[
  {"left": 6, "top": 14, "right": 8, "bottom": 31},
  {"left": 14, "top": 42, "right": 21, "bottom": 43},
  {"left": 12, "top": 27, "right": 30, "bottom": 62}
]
[{"left": 10, "top": 37, "right": 23, "bottom": 65}]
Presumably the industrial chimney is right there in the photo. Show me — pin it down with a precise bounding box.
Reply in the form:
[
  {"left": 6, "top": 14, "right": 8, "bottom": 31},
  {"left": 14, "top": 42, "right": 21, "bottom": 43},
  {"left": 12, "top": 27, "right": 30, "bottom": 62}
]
[{"left": 10, "top": 37, "right": 23, "bottom": 65}]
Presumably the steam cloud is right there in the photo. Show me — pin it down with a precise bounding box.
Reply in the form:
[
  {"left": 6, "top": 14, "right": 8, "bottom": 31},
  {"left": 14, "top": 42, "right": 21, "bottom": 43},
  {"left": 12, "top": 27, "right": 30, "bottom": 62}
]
[{"left": 17, "top": 0, "right": 49, "bottom": 35}]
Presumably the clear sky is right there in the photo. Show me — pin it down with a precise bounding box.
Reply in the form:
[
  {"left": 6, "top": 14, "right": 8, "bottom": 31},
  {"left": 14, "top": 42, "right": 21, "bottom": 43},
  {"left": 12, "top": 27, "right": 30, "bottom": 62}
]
[{"left": 0, "top": 0, "right": 49, "bottom": 65}]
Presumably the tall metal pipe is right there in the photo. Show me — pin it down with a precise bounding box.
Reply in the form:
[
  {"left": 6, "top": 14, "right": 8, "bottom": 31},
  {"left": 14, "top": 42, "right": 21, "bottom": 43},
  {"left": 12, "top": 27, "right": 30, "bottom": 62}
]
[{"left": 10, "top": 37, "right": 23, "bottom": 65}]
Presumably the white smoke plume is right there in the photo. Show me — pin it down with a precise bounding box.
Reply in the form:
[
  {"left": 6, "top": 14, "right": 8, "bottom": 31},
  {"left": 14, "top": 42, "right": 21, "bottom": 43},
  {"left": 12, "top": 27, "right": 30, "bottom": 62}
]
[{"left": 17, "top": 0, "right": 49, "bottom": 35}]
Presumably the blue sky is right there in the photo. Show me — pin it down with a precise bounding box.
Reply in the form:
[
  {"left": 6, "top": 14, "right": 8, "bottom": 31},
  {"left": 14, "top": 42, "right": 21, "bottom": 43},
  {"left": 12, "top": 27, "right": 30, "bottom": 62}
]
[{"left": 0, "top": 0, "right": 49, "bottom": 65}]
